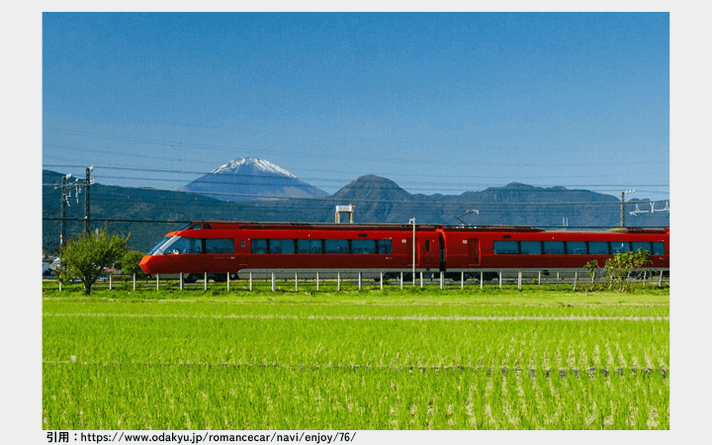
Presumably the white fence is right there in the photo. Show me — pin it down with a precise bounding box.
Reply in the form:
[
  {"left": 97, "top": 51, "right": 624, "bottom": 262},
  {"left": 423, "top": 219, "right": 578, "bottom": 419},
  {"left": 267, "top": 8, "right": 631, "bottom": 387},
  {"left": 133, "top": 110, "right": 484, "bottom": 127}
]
[{"left": 50, "top": 268, "right": 670, "bottom": 292}]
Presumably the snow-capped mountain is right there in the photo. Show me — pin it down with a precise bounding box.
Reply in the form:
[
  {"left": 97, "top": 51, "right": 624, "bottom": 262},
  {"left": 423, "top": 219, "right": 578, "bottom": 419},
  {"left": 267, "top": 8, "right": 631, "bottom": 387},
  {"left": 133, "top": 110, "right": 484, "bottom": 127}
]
[
  {"left": 210, "top": 158, "right": 297, "bottom": 178},
  {"left": 179, "top": 157, "right": 330, "bottom": 201}
]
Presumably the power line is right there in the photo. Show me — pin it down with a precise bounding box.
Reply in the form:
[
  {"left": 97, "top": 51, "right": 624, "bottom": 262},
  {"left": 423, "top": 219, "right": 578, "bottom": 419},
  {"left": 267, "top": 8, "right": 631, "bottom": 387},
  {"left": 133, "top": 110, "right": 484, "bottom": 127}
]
[
  {"left": 42, "top": 182, "right": 670, "bottom": 204},
  {"left": 42, "top": 161, "right": 671, "bottom": 181},
  {"left": 41, "top": 217, "right": 668, "bottom": 231},
  {"left": 42, "top": 157, "right": 670, "bottom": 194},
  {"left": 42, "top": 164, "right": 670, "bottom": 192},
  {"left": 43, "top": 185, "right": 669, "bottom": 208}
]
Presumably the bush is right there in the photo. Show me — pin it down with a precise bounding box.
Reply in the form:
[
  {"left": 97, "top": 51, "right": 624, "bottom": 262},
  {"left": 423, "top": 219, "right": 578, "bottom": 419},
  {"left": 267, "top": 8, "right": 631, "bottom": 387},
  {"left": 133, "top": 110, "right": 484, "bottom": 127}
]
[
  {"left": 585, "top": 249, "right": 654, "bottom": 292},
  {"left": 604, "top": 248, "right": 653, "bottom": 292}
]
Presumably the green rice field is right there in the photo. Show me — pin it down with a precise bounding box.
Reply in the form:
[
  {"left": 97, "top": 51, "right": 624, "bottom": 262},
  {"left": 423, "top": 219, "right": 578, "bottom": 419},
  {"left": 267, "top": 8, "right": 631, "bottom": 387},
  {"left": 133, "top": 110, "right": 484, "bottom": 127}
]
[{"left": 42, "top": 285, "right": 669, "bottom": 430}]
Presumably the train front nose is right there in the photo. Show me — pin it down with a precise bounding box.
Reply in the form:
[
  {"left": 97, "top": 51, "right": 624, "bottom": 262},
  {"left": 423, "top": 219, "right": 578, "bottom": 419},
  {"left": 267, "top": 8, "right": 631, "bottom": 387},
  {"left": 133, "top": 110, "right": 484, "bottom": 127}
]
[{"left": 139, "top": 255, "right": 153, "bottom": 274}]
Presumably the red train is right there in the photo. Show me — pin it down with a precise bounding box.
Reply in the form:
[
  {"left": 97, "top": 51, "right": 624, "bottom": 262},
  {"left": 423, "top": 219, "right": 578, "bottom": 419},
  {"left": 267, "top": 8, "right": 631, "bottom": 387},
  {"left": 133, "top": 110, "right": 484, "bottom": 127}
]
[{"left": 139, "top": 221, "right": 669, "bottom": 282}]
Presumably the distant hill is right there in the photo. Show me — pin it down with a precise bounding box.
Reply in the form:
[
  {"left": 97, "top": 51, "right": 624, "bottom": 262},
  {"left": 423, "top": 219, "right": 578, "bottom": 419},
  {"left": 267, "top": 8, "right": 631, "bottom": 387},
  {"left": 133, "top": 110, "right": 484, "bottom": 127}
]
[
  {"left": 42, "top": 170, "right": 669, "bottom": 254},
  {"left": 178, "top": 158, "right": 329, "bottom": 200},
  {"left": 327, "top": 176, "right": 668, "bottom": 228}
]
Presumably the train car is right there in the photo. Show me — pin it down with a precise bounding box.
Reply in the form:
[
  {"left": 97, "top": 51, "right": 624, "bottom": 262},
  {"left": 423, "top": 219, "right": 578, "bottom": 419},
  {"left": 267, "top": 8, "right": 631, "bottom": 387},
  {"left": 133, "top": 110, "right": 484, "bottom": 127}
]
[
  {"left": 440, "top": 226, "right": 669, "bottom": 279},
  {"left": 139, "top": 221, "right": 669, "bottom": 281},
  {"left": 441, "top": 226, "right": 669, "bottom": 270},
  {"left": 139, "top": 221, "right": 442, "bottom": 282}
]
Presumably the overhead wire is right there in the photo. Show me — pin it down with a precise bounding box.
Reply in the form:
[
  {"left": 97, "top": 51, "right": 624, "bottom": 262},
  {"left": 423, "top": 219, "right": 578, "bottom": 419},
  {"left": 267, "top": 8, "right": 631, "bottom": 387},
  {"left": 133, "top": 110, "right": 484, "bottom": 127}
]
[
  {"left": 41, "top": 161, "right": 670, "bottom": 183},
  {"left": 42, "top": 164, "right": 670, "bottom": 196},
  {"left": 41, "top": 217, "right": 665, "bottom": 231},
  {"left": 43, "top": 185, "right": 668, "bottom": 209}
]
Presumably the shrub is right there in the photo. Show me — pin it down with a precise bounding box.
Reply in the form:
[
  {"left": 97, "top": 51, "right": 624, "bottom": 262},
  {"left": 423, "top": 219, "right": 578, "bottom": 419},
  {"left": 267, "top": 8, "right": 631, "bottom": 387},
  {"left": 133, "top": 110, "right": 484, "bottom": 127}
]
[{"left": 603, "top": 248, "right": 653, "bottom": 292}]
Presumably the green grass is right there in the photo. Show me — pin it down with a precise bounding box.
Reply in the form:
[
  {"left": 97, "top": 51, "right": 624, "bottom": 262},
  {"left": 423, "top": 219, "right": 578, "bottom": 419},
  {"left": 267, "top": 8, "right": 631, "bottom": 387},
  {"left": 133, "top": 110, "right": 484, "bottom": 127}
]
[
  {"left": 43, "top": 316, "right": 669, "bottom": 369},
  {"left": 43, "top": 364, "right": 668, "bottom": 430},
  {"left": 42, "top": 286, "right": 669, "bottom": 430}
]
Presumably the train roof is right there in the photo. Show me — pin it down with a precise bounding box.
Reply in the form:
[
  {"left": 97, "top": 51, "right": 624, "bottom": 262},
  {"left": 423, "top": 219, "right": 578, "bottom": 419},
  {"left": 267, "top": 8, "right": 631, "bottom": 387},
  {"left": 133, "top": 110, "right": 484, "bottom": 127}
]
[
  {"left": 179, "top": 221, "right": 662, "bottom": 234},
  {"left": 186, "top": 221, "right": 437, "bottom": 231}
]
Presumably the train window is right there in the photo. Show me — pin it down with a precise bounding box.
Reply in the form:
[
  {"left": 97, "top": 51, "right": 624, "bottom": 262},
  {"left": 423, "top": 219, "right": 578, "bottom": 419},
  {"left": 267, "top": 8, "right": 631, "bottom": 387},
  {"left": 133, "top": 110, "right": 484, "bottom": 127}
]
[
  {"left": 425, "top": 240, "right": 431, "bottom": 252},
  {"left": 352, "top": 239, "right": 377, "bottom": 254},
  {"left": 252, "top": 239, "right": 268, "bottom": 254},
  {"left": 632, "top": 242, "right": 652, "bottom": 253},
  {"left": 520, "top": 241, "right": 542, "bottom": 255},
  {"left": 377, "top": 240, "right": 393, "bottom": 254},
  {"left": 241, "top": 241, "right": 245, "bottom": 248},
  {"left": 494, "top": 240, "right": 519, "bottom": 254},
  {"left": 611, "top": 242, "right": 631, "bottom": 254},
  {"left": 190, "top": 224, "right": 202, "bottom": 230},
  {"left": 653, "top": 242, "right": 665, "bottom": 255},
  {"left": 543, "top": 241, "right": 565, "bottom": 255},
  {"left": 167, "top": 237, "right": 202, "bottom": 254},
  {"left": 588, "top": 242, "right": 609, "bottom": 255},
  {"left": 269, "top": 239, "right": 295, "bottom": 254},
  {"left": 296, "top": 239, "right": 308, "bottom": 253},
  {"left": 566, "top": 242, "right": 587, "bottom": 255},
  {"left": 312, "top": 240, "right": 325, "bottom": 253},
  {"left": 297, "top": 239, "right": 323, "bottom": 254},
  {"left": 205, "top": 238, "right": 234, "bottom": 254},
  {"left": 268, "top": 240, "right": 281, "bottom": 253},
  {"left": 325, "top": 239, "right": 349, "bottom": 254}
]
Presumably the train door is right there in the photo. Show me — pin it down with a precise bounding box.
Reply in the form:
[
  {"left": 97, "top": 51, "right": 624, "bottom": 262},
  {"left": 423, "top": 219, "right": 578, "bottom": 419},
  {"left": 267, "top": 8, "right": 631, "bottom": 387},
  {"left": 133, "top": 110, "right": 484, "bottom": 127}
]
[
  {"left": 419, "top": 237, "right": 438, "bottom": 269},
  {"left": 467, "top": 238, "right": 480, "bottom": 266},
  {"left": 236, "top": 239, "right": 248, "bottom": 268},
  {"left": 404, "top": 238, "right": 413, "bottom": 266}
]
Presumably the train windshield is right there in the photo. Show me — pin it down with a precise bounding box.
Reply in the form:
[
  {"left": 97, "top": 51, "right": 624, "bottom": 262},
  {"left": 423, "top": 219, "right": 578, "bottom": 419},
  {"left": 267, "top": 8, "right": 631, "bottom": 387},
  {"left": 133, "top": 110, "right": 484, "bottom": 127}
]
[{"left": 147, "top": 236, "right": 175, "bottom": 255}]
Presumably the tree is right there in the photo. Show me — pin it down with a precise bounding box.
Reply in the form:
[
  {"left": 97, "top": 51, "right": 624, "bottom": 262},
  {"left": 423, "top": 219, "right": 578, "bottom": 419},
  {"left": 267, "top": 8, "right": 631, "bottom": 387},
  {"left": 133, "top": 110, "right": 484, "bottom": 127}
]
[
  {"left": 117, "top": 250, "right": 147, "bottom": 278},
  {"left": 59, "top": 229, "right": 130, "bottom": 295}
]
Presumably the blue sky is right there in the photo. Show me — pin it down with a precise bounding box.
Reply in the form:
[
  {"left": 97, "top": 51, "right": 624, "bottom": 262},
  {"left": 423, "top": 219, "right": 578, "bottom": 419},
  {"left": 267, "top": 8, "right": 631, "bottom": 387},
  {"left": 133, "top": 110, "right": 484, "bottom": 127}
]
[{"left": 43, "top": 12, "right": 669, "bottom": 200}]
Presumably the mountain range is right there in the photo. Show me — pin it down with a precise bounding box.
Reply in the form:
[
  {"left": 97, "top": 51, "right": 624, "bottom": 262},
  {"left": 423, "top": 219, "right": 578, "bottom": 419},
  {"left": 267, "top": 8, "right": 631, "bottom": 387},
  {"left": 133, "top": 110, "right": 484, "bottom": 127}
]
[{"left": 42, "top": 158, "right": 669, "bottom": 253}]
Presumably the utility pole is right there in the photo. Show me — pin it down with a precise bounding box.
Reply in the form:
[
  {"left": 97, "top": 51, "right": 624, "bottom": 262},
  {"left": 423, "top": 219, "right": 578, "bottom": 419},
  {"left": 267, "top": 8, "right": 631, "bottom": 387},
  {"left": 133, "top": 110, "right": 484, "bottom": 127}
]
[
  {"left": 620, "top": 189, "right": 635, "bottom": 227},
  {"left": 84, "top": 166, "right": 93, "bottom": 234},
  {"left": 58, "top": 167, "right": 95, "bottom": 247},
  {"left": 409, "top": 218, "right": 416, "bottom": 285},
  {"left": 59, "top": 174, "right": 70, "bottom": 247}
]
